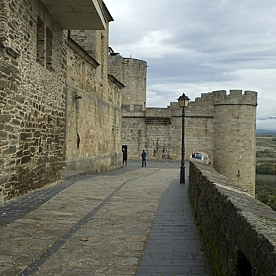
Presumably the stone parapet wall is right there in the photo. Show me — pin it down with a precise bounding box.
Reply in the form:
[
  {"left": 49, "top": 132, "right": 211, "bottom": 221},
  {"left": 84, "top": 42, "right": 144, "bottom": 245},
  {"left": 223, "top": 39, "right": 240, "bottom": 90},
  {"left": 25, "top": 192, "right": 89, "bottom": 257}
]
[
  {"left": 189, "top": 161, "right": 276, "bottom": 275},
  {"left": 65, "top": 153, "right": 122, "bottom": 173},
  {"left": 186, "top": 92, "right": 215, "bottom": 117},
  {"left": 145, "top": 108, "right": 171, "bottom": 118}
]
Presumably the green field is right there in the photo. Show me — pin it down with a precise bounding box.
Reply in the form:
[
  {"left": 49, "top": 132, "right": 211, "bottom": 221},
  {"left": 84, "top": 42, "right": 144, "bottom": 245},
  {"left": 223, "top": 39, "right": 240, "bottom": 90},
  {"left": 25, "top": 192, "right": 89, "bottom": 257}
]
[{"left": 256, "top": 136, "right": 276, "bottom": 209}]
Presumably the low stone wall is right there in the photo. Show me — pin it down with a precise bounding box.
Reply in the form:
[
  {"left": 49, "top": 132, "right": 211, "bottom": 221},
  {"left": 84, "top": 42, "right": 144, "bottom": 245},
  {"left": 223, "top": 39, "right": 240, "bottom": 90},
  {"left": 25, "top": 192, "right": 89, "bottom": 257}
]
[
  {"left": 189, "top": 161, "right": 276, "bottom": 276},
  {"left": 65, "top": 152, "right": 123, "bottom": 173}
]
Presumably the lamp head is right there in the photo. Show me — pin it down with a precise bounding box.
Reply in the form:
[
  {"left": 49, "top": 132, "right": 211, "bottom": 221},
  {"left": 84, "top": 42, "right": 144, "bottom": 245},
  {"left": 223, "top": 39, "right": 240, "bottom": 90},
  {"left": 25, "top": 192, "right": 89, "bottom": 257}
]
[{"left": 177, "top": 93, "right": 190, "bottom": 107}]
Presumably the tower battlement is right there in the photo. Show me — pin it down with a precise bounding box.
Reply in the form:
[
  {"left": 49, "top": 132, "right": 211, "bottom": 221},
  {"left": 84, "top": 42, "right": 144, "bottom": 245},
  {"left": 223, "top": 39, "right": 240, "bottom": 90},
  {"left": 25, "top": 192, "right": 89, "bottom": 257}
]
[{"left": 213, "top": 90, "right": 257, "bottom": 106}]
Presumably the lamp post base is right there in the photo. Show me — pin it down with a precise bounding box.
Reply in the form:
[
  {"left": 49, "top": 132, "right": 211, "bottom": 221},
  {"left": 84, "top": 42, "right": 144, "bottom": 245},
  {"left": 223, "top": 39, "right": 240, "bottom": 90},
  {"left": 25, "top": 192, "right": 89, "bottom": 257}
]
[{"left": 180, "top": 165, "right": 185, "bottom": 184}]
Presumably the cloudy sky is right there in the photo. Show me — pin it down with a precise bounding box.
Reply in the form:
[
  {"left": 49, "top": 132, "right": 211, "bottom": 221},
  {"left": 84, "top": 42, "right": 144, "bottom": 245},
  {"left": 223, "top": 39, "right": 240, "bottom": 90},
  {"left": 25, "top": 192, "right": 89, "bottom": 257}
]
[{"left": 104, "top": 0, "right": 276, "bottom": 130}]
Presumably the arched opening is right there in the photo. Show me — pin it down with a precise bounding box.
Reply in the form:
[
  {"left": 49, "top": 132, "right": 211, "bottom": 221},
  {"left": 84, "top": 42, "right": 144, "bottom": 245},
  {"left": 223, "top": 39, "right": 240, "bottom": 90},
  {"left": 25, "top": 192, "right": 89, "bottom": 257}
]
[{"left": 236, "top": 249, "right": 252, "bottom": 276}]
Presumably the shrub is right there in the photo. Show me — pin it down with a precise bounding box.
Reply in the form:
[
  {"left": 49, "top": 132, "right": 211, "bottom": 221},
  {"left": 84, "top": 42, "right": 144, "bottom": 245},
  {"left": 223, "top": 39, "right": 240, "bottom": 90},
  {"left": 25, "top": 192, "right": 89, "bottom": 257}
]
[
  {"left": 256, "top": 162, "right": 276, "bottom": 174},
  {"left": 255, "top": 175, "right": 276, "bottom": 207},
  {"left": 256, "top": 191, "right": 270, "bottom": 204},
  {"left": 256, "top": 149, "right": 275, "bottom": 158},
  {"left": 267, "top": 195, "right": 276, "bottom": 211}
]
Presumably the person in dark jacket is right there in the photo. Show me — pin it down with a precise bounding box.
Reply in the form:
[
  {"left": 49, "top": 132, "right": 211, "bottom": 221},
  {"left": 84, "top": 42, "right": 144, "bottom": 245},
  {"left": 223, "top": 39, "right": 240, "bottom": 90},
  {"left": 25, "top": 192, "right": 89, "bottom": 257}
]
[
  {"left": 196, "top": 152, "right": 202, "bottom": 160},
  {"left": 141, "top": 150, "right": 147, "bottom": 167},
  {"left": 123, "top": 148, "right": 127, "bottom": 166}
]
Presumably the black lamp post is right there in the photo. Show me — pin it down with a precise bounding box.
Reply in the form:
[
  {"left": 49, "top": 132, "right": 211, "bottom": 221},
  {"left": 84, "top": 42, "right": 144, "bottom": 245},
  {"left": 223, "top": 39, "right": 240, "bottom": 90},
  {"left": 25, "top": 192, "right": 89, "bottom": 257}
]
[{"left": 178, "top": 93, "right": 190, "bottom": 184}]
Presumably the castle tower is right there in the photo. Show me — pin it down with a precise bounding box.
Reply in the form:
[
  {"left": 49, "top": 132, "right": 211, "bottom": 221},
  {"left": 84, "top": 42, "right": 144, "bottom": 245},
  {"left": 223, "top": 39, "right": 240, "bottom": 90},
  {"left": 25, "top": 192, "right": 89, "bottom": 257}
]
[
  {"left": 213, "top": 90, "right": 257, "bottom": 196},
  {"left": 108, "top": 54, "right": 147, "bottom": 112}
]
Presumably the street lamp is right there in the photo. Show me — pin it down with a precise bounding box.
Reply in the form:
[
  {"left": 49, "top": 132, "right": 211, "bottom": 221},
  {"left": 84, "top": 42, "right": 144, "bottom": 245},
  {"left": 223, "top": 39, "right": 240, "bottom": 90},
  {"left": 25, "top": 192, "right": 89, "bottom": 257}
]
[{"left": 178, "top": 93, "right": 190, "bottom": 184}]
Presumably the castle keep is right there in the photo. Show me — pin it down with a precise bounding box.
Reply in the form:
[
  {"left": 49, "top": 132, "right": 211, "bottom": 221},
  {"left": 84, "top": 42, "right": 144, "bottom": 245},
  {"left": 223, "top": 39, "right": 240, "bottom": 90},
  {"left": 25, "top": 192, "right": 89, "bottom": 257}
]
[{"left": 0, "top": 0, "right": 257, "bottom": 202}]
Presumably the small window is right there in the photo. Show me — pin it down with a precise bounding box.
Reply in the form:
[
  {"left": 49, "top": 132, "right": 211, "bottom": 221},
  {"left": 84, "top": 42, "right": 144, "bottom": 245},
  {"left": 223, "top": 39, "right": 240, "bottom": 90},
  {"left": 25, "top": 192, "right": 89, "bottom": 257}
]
[
  {"left": 36, "top": 17, "right": 45, "bottom": 66},
  {"left": 46, "top": 27, "right": 53, "bottom": 71},
  {"left": 36, "top": 17, "right": 53, "bottom": 71}
]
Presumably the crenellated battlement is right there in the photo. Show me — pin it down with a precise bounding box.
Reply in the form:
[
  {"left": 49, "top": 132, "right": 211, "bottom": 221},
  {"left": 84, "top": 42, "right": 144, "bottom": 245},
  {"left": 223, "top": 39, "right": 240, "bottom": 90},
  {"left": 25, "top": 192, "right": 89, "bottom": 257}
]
[
  {"left": 187, "top": 92, "right": 214, "bottom": 111},
  {"left": 213, "top": 89, "right": 258, "bottom": 106},
  {"left": 188, "top": 92, "right": 213, "bottom": 106}
]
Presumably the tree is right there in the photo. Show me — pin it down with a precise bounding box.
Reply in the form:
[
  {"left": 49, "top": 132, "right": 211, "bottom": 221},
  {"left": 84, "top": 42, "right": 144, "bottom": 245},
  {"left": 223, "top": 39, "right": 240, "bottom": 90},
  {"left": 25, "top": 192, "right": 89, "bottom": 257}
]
[
  {"left": 256, "top": 163, "right": 273, "bottom": 174},
  {"left": 256, "top": 191, "right": 270, "bottom": 204}
]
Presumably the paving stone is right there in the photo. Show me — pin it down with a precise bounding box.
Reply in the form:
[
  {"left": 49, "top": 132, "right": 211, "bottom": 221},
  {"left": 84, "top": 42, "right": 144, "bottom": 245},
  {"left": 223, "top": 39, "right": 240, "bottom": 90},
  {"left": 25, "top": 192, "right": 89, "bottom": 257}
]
[
  {"left": 137, "top": 162, "right": 209, "bottom": 276},
  {"left": 0, "top": 161, "right": 210, "bottom": 275}
]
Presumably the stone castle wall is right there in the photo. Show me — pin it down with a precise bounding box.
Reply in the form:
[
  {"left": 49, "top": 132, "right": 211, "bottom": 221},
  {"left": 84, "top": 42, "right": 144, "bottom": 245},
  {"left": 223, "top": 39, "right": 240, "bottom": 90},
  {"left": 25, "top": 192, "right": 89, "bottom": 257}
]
[
  {"left": 0, "top": 1, "right": 123, "bottom": 202},
  {"left": 65, "top": 34, "right": 123, "bottom": 172},
  {"left": 184, "top": 93, "right": 215, "bottom": 163},
  {"left": 120, "top": 92, "right": 214, "bottom": 161},
  {"left": 121, "top": 107, "right": 182, "bottom": 160},
  {"left": 0, "top": 0, "right": 67, "bottom": 201}
]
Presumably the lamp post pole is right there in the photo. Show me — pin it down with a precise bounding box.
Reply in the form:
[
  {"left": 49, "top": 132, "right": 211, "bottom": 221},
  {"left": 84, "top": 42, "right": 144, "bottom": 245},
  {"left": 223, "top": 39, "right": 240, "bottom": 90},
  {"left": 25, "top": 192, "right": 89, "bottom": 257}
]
[
  {"left": 177, "top": 93, "right": 190, "bottom": 184},
  {"left": 180, "top": 106, "right": 185, "bottom": 183}
]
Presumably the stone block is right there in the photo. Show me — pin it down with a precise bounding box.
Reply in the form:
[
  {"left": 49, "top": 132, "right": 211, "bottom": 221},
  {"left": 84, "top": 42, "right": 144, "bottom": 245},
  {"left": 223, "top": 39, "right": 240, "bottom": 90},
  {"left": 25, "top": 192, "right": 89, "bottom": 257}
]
[
  {"left": 0, "top": 114, "right": 11, "bottom": 123},
  {"left": 0, "top": 130, "right": 7, "bottom": 139}
]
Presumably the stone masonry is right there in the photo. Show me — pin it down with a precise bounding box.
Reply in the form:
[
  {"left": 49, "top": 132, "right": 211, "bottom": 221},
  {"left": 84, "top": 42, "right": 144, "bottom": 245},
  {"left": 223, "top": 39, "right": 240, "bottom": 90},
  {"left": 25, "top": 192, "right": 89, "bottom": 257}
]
[
  {"left": 0, "top": 1, "right": 123, "bottom": 202},
  {"left": 0, "top": 0, "right": 67, "bottom": 201},
  {"left": 65, "top": 28, "right": 124, "bottom": 173},
  {"left": 108, "top": 53, "right": 147, "bottom": 113},
  {"left": 212, "top": 90, "right": 257, "bottom": 196},
  {"left": 189, "top": 160, "right": 276, "bottom": 275}
]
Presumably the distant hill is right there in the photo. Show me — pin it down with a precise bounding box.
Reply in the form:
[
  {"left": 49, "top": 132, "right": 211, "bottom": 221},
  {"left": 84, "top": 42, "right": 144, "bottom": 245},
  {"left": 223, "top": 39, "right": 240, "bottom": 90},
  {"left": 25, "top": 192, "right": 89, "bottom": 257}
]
[{"left": 256, "top": 129, "right": 276, "bottom": 136}]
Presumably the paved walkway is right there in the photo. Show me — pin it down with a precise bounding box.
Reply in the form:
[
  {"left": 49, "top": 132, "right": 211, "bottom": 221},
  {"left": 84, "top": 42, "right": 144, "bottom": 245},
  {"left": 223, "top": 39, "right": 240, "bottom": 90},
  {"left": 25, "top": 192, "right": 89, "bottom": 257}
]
[{"left": 0, "top": 161, "right": 209, "bottom": 275}]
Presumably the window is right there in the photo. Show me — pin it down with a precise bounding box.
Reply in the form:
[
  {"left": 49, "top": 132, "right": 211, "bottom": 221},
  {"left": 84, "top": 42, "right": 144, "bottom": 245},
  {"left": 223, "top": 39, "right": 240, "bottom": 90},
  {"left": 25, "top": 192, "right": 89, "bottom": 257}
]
[
  {"left": 36, "top": 17, "right": 45, "bottom": 66},
  {"left": 36, "top": 17, "right": 53, "bottom": 71},
  {"left": 46, "top": 27, "right": 53, "bottom": 70}
]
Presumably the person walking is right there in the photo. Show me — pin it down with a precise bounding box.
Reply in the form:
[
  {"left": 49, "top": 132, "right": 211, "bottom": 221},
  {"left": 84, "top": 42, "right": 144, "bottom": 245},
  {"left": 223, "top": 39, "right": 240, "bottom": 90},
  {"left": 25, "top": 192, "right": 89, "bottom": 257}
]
[{"left": 141, "top": 150, "right": 147, "bottom": 167}]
